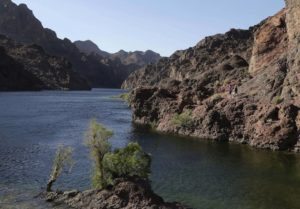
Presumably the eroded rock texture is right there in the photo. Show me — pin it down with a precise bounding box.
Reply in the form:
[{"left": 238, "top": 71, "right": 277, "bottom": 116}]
[
  {"left": 124, "top": 5, "right": 300, "bottom": 152},
  {"left": 44, "top": 177, "right": 190, "bottom": 209},
  {"left": 282, "top": 0, "right": 300, "bottom": 100}
]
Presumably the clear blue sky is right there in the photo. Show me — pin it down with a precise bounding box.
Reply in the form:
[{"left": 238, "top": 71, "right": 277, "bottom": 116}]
[{"left": 13, "top": 0, "right": 285, "bottom": 56}]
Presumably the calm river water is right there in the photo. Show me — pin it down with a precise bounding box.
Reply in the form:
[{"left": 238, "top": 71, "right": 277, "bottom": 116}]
[{"left": 0, "top": 89, "right": 300, "bottom": 209}]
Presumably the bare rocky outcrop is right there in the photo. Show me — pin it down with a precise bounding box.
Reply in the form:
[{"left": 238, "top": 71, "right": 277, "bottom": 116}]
[
  {"left": 44, "top": 177, "right": 190, "bottom": 209},
  {"left": 124, "top": 5, "right": 300, "bottom": 152}
]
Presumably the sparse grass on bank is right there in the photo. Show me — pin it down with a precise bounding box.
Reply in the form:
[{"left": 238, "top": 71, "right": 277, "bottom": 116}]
[
  {"left": 111, "top": 93, "right": 131, "bottom": 104},
  {"left": 273, "top": 96, "right": 284, "bottom": 105},
  {"left": 171, "top": 109, "right": 194, "bottom": 128}
]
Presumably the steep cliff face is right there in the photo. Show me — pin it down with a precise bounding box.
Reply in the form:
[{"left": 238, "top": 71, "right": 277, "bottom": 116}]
[
  {"left": 0, "top": 0, "right": 143, "bottom": 88},
  {"left": 122, "top": 28, "right": 254, "bottom": 89},
  {"left": 282, "top": 0, "right": 300, "bottom": 100},
  {"left": 125, "top": 7, "right": 300, "bottom": 152},
  {"left": 0, "top": 35, "right": 90, "bottom": 90}
]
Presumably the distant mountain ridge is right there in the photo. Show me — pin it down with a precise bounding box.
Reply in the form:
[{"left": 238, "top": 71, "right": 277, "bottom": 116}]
[
  {"left": 74, "top": 40, "right": 161, "bottom": 67},
  {"left": 74, "top": 40, "right": 111, "bottom": 58},
  {"left": 111, "top": 49, "right": 161, "bottom": 66},
  {"left": 0, "top": 0, "right": 161, "bottom": 89}
]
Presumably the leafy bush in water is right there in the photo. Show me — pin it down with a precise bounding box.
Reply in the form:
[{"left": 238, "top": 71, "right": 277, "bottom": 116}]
[
  {"left": 171, "top": 109, "right": 194, "bottom": 128},
  {"left": 102, "top": 142, "right": 151, "bottom": 185},
  {"left": 47, "top": 145, "right": 74, "bottom": 191},
  {"left": 85, "top": 119, "right": 113, "bottom": 189}
]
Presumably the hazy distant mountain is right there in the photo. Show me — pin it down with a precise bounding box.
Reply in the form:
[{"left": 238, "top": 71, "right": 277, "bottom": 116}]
[
  {"left": 74, "top": 40, "right": 161, "bottom": 67},
  {"left": 110, "top": 50, "right": 161, "bottom": 66},
  {"left": 0, "top": 0, "right": 160, "bottom": 89},
  {"left": 74, "top": 40, "right": 110, "bottom": 58}
]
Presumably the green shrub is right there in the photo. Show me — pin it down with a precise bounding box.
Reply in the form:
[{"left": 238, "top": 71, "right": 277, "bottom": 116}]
[
  {"left": 149, "top": 121, "right": 157, "bottom": 129},
  {"left": 120, "top": 93, "right": 130, "bottom": 102},
  {"left": 119, "top": 93, "right": 131, "bottom": 104},
  {"left": 84, "top": 120, "right": 151, "bottom": 189},
  {"left": 273, "top": 96, "right": 284, "bottom": 105},
  {"left": 171, "top": 109, "right": 194, "bottom": 128},
  {"left": 47, "top": 145, "right": 74, "bottom": 191},
  {"left": 102, "top": 142, "right": 151, "bottom": 185},
  {"left": 84, "top": 119, "right": 113, "bottom": 189},
  {"left": 111, "top": 93, "right": 131, "bottom": 104}
]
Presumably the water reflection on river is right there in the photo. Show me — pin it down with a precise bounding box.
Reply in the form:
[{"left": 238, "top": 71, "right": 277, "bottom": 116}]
[{"left": 0, "top": 89, "right": 300, "bottom": 209}]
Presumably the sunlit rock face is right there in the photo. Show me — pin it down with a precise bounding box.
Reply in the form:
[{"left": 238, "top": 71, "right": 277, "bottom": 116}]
[
  {"left": 282, "top": 0, "right": 300, "bottom": 100},
  {"left": 124, "top": 3, "right": 300, "bottom": 152}
]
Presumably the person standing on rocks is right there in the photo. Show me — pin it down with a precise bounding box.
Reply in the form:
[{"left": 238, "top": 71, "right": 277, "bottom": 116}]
[
  {"left": 232, "top": 85, "right": 238, "bottom": 96},
  {"left": 227, "top": 83, "right": 234, "bottom": 96}
]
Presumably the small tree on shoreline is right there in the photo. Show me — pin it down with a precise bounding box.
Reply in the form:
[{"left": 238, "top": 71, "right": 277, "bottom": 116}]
[
  {"left": 84, "top": 119, "right": 113, "bottom": 189},
  {"left": 47, "top": 145, "right": 74, "bottom": 192}
]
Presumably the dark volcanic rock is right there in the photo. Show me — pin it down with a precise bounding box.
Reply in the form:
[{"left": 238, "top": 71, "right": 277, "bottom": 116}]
[
  {"left": 282, "top": 0, "right": 300, "bottom": 100},
  {"left": 44, "top": 177, "right": 190, "bottom": 209},
  {"left": 122, "top": 28, "right": 253, "bottom": 89},
  {"left": 0, "top": 46, "right": 41, "bottom": 91},
  {"left": 0, "top": 35, "right": 90, "bottom": 90},
  {"left": 125, "top": 7, "right": 300, "bottom": 152},
  {"left": 74, "top": 40, "right": 110, "bottom": 58},
  {"left": 0, "top": 0, "right": 153, "bottom": 88}
]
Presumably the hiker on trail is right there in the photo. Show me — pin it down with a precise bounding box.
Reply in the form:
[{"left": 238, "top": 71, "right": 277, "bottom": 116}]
[
  {"left": 232, "top": 85, "right": 238, "bottom": 95},
  {"left": 228, "top": 84, "right": 234, "bottom": 95}
]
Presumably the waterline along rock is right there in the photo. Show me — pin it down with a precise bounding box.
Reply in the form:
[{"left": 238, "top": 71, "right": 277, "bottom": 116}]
[{"left": 123, "top": 2, "right": 300, "bottom": 152}]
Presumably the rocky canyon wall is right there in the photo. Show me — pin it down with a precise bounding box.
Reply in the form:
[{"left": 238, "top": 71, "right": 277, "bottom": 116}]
[
  {"left": 283, "top": 0, "right": 300, "bottom": 101},
  {"left": 124, "top": 2, "right": 300, "bottom": 152}
]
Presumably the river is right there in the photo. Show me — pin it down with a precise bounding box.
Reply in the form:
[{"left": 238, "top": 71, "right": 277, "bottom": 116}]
[{"left": 0, "top": 89, "right": 300, "bottom": 209}]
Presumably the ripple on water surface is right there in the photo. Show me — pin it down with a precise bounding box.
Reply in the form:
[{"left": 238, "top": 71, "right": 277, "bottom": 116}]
[{"left": 1, "top": 89, "right": 300, "bottom": 209}]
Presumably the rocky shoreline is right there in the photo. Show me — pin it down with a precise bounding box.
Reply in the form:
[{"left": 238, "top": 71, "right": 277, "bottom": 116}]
[
  {"left": 124, "top": 0, "right": 300, "bottom": 152},
  {"left": 42, "top": 177, "right": 191, "bottom": 209}
]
